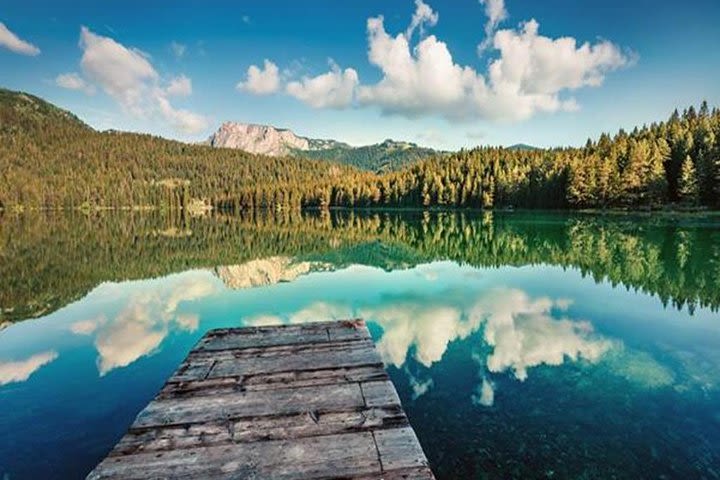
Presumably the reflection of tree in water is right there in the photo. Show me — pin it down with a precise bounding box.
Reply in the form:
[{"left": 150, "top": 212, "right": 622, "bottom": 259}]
[{"left": 1, "top": 209, "right": 719, "bottom": 322}]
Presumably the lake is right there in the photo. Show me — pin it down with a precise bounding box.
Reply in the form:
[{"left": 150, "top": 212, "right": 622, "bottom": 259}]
[{"left": 1, "top": 210, "right": 719, "bottom": 479}]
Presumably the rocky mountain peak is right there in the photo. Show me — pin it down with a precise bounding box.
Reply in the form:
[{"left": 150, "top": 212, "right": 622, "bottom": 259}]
[{"left": 208, "top": 121, "right": 310, "bottom": 156}]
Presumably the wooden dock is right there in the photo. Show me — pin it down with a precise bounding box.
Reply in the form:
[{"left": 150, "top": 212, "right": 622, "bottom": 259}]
[{"left": 87, "top": 319, "right": 435, "bottom": 479}]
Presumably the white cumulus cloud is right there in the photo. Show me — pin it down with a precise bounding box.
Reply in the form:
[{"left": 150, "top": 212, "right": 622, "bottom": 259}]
[
  {"left": 485, "top": 19, "right": 629, "bottom": 119},
  {"left": 237, "top": 59, "right": 280, "bottom": 95},
  {"left": 362, "top": 303, "right": 465, "bottom": 368},
  {"left": 244, "top": 301, "right": 352, "bottom": 327},
  {"left": 55, "top": 72, "right": 96, "bottom": 94},
  {"left": 265, "top": 1, "right": 632, "bottom": 123},
  {"left": 479, "top": 0, "right": 508, "bottom": 46},
  {"left": 286, "top": 62, "right": 359, "bottom": 109},
  {"left": 155, "top": 91, "right": 208, "bottom": 134},
  {"left": 406, "top": 0, "right": 439, "bottom": 39},
  {"left": 165, "top": 74, "right": 192, "bottom": 97},
  {"left": 357, "top": 2, "right": 630, "bottom": 122},
  {"left": 0, "top": 22, "right": 40, "bottom": 56},
  {"left": 79, "top": 26, "right": 157, "bottom": 114},
  {"left": 76, "top": 27, "right": 208, "bottom": 135},
  {"left": 357, "top": 13, "right": 486, "bottom": 120}
]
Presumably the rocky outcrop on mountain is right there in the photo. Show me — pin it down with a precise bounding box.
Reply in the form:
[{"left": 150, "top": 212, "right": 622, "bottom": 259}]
[
  {"left": 208, "top": 122, "right": 311, "bottom": 156},
  {"left": 214, "top": 256, "right": 332, "bottom": 290}
]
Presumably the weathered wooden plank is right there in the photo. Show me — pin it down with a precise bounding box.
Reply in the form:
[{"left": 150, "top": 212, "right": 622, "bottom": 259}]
[
  {"left": 86, "top": 320, "right": 435, "bottom": 479},
  {"left": 114, "top": 405, "right": 408, "bottom": 455},
  {"left": 362, "top": 380, "right": 402, "bottom": 408},
  {"left": 135, "top": 382, "right": 365, "bottom": 428},
  {"left": 89, "top": 432, "right": 382, "bottom": 480},
  {"left": 196, "top": 319, "right": 368, "bottom": 351},
  {"left": 185, "top": 337, "right": 373, "bottom": 363},
  {"left": 160, "top": 365, "right": 388, "bottom": 399},
  {"left": 159, "top": 376, "right": 240, "bottom": 399},
  {"left": 375, "top": 427, "right": 432, "bottom": 472},
  {"left": 196, "top": 327, "right": 329, "bottom": 351},
  {"left": 201, "top": 319, "right": 357, "bottom": 337},
  {"left": 113, "top": 422, "right": 233, "bottom": 456},
  {"left": 328, "top": 321, "right": 372, "bottom": 342},
  {"left": 168, "top": 360, "right": 214, "bottom": 383},
  {"left": 170, "top": 343, "right": 380, "bottom": 383},
  {"left": 206, "top": 345, "right": 381, "bottom": 379},
  {"left": 242, "top": 364, "right": 388, "bottom": 391},
  {"left": 230, "top": 405, "right": 407, "bottom": 444}
]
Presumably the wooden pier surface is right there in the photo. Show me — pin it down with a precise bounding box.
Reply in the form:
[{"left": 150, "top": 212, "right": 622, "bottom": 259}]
[{"left": 87, "top": 319, "right": 435, "bottom": 479}]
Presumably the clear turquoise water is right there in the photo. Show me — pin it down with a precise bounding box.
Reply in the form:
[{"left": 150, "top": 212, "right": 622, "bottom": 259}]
[{"left": 0, "top": 211, "right": 719, "bottom": 479}]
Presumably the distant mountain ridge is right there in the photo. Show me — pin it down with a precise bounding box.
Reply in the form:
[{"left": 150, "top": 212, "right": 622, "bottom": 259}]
[
  {"left": 508, "top": 143, "right": 539, "bottom": 151},
  {"left": 207, "top": 121, "right": 438, "bottom": 172}
]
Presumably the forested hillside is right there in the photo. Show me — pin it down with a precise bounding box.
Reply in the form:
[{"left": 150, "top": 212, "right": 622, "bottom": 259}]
[
  {"left": 1, "top": 88, "right": 718, "bottom": 210},
  {"left": 0, "top": 88, "right": 362, "bottom": 209},
  {"left": 225, "top": 103, "right": 720, "bottom": 210},
  {"left": 296, "top": 139, "right": 439, "bottom": 172}
]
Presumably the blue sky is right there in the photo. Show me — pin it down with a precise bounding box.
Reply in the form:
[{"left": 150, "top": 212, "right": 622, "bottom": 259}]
[{"left": 1, "top": 0, "right": 719, "bottom": 149}]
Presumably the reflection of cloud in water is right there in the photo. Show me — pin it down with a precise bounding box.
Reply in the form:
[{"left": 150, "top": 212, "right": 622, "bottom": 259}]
[
  {"left": 245, "top": 314, "right": 286, "bottom": 327},
  {"left": 472, "top": 377, "right": 495, "bottom": 407},
  {"left": 70, "top": 274, "right": 216, "bottom": 375},
  {"left": 360, "top": 288, "right": 610, "bottom": 380},
  {"left": 176, "top": 313, "right": 200, "bottom": 331},
  {"left": 555, "top": 298, "right": 573, "bottom": 311},
  {"left": 246, "top": 288, "right": 611, "bottom": 384},
  {"left": 361, "top": 304, "right": 466, "bottom": 368},
  {"left": 0, "top": 351, "right": 58, "bottom": 385},
  {"left": 163, "top": 280, "right": 219, "bottom": 316},
  {"left": 287, "top": 302, "right": 351, "bottom": 324},
  {"left": 249, "top": 287, "right": 613, "bottom": 406},
  {"left": 241, "top": 280, "right": 714, "bottom": 403},
  {"left": 70, "top": 318, "right": 100, "bottom": 335},
  {"left": 245, "top": 302, "right": 352, "bottom": 327},
  {"left": 406, "top": 368, "right": 434, "bottom": 400},
  {"left": 471, "top": 290, "right": 611, "bottom": 381},
  {"left": 415, "top": 268, "right": 439, "bottom": 282},
  {"left": 96, "top": 316, "right": 165, "bottom": 375}
]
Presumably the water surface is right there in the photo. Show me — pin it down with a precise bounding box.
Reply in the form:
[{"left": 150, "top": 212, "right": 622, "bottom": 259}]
[{"left": 1, "top": 210, "right": 719, "bottom": 479}]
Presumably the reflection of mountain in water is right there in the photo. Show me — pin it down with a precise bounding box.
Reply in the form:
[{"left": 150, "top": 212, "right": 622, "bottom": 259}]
[
  {"left": 214, "top": 257, "right": 331, "bottom": 289},
  {"left": 2, "top": 209, "right": 719, "bottom": 323}
]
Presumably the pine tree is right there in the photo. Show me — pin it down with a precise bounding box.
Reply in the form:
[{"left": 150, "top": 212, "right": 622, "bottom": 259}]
[{"left": 679, "top": 156, "right": 699, "bottom": 205}]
